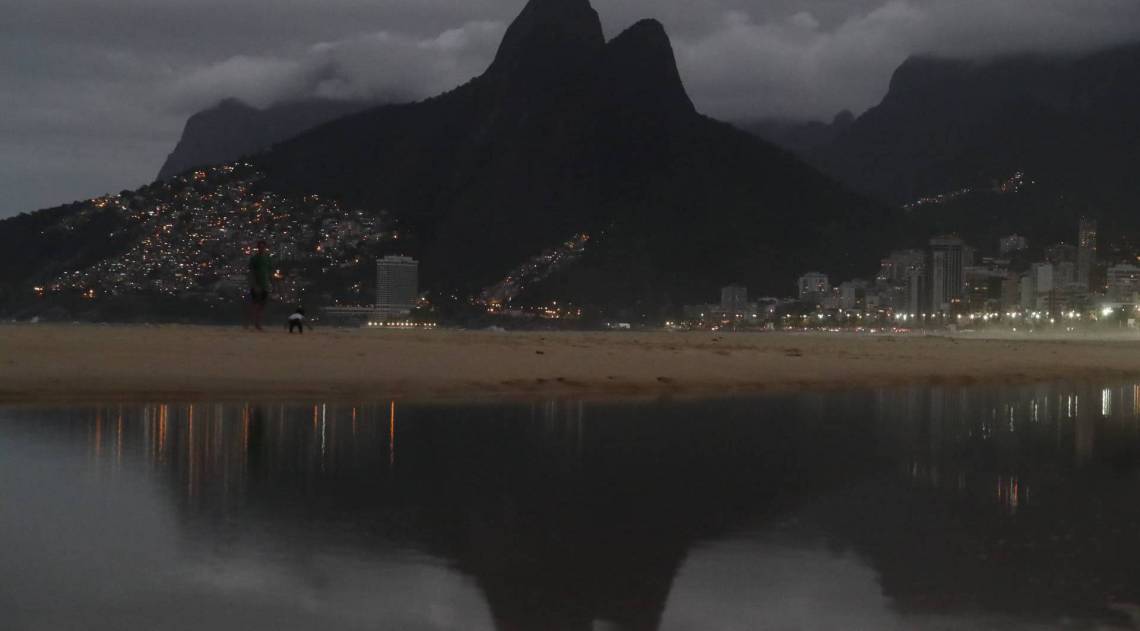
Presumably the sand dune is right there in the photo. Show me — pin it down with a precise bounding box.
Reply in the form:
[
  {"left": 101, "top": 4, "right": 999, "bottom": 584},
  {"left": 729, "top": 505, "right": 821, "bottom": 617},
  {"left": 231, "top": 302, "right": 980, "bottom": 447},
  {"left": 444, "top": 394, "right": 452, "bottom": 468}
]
[{"left": 2, "top": 324, "right": 1140, "bottom": 403}]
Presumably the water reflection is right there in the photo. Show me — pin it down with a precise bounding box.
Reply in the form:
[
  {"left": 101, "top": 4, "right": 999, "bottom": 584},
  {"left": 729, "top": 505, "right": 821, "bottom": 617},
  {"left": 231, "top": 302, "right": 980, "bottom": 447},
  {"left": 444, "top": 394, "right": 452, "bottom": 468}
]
[{"left": 2, "top": 383, "right": 1140, "bottom": 629}]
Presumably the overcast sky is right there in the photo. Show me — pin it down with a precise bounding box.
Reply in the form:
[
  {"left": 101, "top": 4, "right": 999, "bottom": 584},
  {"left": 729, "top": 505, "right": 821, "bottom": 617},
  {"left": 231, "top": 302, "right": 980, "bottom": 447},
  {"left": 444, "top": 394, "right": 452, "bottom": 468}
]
[{"left": 4, "top": 0, "right": 1140, "bottom": 218}]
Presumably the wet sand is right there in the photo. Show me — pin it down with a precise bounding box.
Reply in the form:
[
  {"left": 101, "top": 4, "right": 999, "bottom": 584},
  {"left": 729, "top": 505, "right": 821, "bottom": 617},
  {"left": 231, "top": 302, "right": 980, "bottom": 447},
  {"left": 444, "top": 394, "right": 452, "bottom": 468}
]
[{"left": 2, "top": 324, "right": 1140, "bottom": 403}]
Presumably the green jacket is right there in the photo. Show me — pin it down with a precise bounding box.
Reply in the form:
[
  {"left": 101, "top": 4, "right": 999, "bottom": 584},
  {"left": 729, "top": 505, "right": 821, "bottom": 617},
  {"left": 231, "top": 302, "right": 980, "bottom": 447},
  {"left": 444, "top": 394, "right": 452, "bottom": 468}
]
[{"left": 249, "top": 253, "right": 272, "bottom": 290}]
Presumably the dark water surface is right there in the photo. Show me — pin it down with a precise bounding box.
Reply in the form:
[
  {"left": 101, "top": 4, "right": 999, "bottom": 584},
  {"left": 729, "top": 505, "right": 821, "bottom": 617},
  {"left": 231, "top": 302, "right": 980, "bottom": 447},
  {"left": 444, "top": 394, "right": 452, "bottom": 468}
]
[{"left": 5, "top": 384, "right": 1140, "bottom": 630}]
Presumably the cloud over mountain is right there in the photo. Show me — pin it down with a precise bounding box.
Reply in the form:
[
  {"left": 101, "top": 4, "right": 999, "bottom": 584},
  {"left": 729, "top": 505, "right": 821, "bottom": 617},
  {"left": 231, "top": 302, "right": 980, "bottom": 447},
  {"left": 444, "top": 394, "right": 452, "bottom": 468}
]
[
  {"left": 161, "top": 21, "right": 508, "bottom": 112},
  {"left": 4, "top": 0, "right": 1140, "bottom": 216}
]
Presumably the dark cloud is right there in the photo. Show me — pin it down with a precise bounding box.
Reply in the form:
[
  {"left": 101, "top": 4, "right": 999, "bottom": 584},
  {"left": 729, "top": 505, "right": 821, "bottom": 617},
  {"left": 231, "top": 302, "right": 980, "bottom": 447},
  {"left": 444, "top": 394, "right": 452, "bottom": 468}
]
[
  {"left": 158, "top": 20, "right": 507, "bottom": 111},
  {"left": 4, "top": 0, "right": 1140, "bottom": 216}
]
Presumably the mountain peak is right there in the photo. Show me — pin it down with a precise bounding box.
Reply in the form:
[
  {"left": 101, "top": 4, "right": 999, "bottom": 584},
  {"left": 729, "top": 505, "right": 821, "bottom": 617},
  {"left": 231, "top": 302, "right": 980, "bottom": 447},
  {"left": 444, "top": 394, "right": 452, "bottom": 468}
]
[
  {"left": 597, "top": 19, "right": 694, "bottom": 116},
  {"left": 883, "top": 56, "right": 973, "bottom": 104},
  {"left": 487, "top": 0, "right": 605, "bottom": 81},
  {"left": 607, "top": 19, "right": 673, "bottom": 59}
]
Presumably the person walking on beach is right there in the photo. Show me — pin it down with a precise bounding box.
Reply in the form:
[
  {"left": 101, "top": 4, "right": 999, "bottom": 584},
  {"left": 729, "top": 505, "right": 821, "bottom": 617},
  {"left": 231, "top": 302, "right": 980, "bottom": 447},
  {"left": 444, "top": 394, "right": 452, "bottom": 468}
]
[{"left": 246, "top": 240, "right": 273, "bottom": 331}]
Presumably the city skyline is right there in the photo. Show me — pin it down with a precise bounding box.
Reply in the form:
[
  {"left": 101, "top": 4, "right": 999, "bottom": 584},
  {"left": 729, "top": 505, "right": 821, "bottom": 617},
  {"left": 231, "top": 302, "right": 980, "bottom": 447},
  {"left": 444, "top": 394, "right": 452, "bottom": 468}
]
[
  {"left": 678, "top": 216, "right": 1140, "bottom": 331},
  {"left": 4, "top": 0, "right": 1140, "bottom": 326},
  {"left": 15, "top": 163, "right": 1140, "bottom": 329}
]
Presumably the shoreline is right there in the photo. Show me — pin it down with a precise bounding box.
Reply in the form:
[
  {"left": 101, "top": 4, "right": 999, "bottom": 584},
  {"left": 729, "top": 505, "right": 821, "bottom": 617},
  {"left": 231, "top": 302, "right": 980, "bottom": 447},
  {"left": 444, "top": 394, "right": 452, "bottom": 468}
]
[{"left": 3, "top": 324, "right": 1140, "bottom": 405}]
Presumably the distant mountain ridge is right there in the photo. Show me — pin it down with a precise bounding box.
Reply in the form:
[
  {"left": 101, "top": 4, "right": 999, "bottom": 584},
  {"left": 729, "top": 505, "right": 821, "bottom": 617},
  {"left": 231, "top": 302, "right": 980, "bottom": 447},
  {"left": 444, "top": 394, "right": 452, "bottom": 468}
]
[
  {"left": 825, "top": 44, "right": 1140, "bottom": 207},
  {"left": 737, "top": 111, "right": 854, "bottom": 160},
  {"left": 745, "top": 43, "right": 1140, "bottom": 213},
  {"left": 157, "top": 98, "right": 374, "bottom": 180}
]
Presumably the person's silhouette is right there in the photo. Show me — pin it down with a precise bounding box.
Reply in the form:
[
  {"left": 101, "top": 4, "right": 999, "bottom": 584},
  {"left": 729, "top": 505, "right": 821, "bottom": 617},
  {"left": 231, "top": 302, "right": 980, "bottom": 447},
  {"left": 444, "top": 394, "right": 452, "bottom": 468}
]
[
  {"left": 245, "top": 240, "right": 272, "bottom": 331},
  {"left": 288, "top": 306, "right": 306, "bottom": 334}
]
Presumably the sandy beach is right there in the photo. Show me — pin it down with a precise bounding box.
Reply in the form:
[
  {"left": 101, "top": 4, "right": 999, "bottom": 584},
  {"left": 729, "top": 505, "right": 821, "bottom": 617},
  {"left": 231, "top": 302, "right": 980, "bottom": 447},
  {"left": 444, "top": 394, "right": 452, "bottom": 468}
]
[{"left": 3, "top": 324, "right": 1140, "bottom": 403}]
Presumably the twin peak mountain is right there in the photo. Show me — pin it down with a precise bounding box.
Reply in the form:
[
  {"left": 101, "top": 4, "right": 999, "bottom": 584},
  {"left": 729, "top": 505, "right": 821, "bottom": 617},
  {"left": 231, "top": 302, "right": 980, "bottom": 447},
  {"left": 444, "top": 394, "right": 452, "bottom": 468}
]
[
  {"left": 254, "top": 0, "right": 890, "bottom": 306},
  {"left": 482, "top": 0, "right": 693, "bottom": 115},
  {"left": 180, "top": 0, "right": 891, "bottom": 309}
]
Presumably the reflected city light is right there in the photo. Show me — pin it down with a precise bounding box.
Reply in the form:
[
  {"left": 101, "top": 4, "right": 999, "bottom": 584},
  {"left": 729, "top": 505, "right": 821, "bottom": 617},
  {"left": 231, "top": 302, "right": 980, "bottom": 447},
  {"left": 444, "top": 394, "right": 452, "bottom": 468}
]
[{"left": 13, "top": 380, "right": 1140, "bottom": 630}]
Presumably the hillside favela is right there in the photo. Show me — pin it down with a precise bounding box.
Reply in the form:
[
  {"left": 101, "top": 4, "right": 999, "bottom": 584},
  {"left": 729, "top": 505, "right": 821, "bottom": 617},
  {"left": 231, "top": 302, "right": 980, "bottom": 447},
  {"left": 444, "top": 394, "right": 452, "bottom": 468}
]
[{"left": 5, "top": 0, "right": 1140, "bottom": 629}]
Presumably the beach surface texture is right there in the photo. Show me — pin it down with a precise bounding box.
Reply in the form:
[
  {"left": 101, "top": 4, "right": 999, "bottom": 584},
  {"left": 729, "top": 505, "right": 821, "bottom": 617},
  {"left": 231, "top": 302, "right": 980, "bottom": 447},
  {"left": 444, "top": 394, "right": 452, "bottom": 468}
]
[{"left": 3, "top": 325, "right": 1140, "bottom": 403}]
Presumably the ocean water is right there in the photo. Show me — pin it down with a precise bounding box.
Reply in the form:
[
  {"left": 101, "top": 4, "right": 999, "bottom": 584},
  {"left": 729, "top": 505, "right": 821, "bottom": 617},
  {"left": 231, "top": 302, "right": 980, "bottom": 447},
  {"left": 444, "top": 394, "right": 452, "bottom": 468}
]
[{"left": 3, "top": 384, "right": 1140, "bottom": 630}]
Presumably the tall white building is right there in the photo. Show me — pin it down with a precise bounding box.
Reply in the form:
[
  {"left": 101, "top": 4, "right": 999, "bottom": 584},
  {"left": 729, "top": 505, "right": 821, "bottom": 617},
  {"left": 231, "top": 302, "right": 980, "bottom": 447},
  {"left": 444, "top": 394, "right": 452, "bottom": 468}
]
[
  {"left": 1031, "top": 262, "right": 1055, "bottom": 310},
  {"left": 376, "top": 255, "right": 419, "bottom": 317}
]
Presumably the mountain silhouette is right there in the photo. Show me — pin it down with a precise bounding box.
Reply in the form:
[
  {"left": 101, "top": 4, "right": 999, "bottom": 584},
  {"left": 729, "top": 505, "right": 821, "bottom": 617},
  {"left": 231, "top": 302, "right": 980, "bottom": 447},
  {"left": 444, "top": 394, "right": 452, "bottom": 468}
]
[
  {"left": 257, "top": 0, "right": 893, "bottom": 308},
  {"left": 823, "top": 45, "right": 1140, "bottom": 206},
  {"left": 738, "top": 110, "right": 854, "bottom": 161},
  {"left": 0, "top": 0, "right": 894, "bottom": 318},
  {"left": 746, "top": 43, "right": 1140, "bottom": 245},
  {"left": 486, "top": 0, "right": 605, "bottom": 83},
  {"left": 157, "top": 98, "right": 373, "bottom": 181}
]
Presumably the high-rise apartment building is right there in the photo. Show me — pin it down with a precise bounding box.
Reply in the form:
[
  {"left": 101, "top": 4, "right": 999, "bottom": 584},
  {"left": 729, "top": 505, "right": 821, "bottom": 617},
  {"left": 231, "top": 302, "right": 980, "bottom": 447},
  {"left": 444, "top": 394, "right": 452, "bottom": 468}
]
[
  {"left": 1000, "top": 274, "right": 1021, "bottom": 309},
  {"left": 929, "top": 236, "right": 965, "bottom": 314},
  {"left": 797, "top": 272, "right": 830, "bottom": 300},
  {"left": 1078, "top": 217, "right": 1098, "bottom": 290},
  {"left": 376, "top": 255, "right": 419, "bottom": 317},
  {"left": 1106, "top": 264, "right": 1140, "bottom": 303},
  {"left": 839, "top": 280, "right": 868, "bottom": 310},
  {"left": 720, "top": 285, "right": 749, "bottom": 318},
  {"left": 1031, "top": 262, "right": 1055, "bottom": 311},
  {"left": 878, "top": 250, "right": 924, "bottom": 284},
  {"left": 907, "top": 268, "right": 926, "bottom": 317}
]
